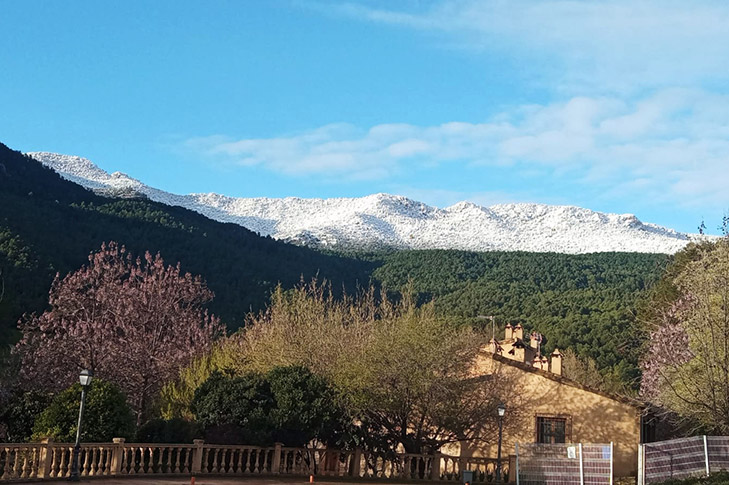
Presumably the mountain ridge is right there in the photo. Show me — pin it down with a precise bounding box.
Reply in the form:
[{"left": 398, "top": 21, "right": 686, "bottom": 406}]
[{"left": 28, "top": 151, "right": 707, "bottom": 254}]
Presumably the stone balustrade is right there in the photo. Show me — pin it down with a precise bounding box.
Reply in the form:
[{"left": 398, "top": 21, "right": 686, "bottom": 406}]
[{"left": 0, "top": 439, "right": 510, "bottom": 482}]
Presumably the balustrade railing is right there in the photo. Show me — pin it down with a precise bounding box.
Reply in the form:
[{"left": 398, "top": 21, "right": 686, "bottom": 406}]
[{"left": 0, "top": 439, "right": 510, "bottom": 482}]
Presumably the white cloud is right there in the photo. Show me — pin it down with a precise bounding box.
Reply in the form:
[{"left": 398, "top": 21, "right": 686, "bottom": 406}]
[
  {"left": 186, "top": 88, "right": 729, "bottom": 207},
  {"left": 312, "top": 0, "right": 729, "bottom": 93}
]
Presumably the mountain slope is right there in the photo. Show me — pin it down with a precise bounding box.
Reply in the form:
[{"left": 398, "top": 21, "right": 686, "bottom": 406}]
[
  {"left": 29, "top": 152, "right": 704, "bottom": 254},
  {"left": 0, "top": 144, "right": 374, "bottom": 346},
  {"left": 1, "top": 144, "right": 674, "bottom": 387}
]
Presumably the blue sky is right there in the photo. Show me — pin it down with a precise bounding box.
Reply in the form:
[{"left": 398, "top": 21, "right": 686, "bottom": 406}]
[{"left": 2, "top": 0, "right": 728, "bottom": 234}]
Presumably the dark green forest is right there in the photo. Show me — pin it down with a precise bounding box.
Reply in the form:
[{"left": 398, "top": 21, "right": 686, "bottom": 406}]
[
  {"left": 373, "top": 250, "right": 668, "bottom": 385},
  {"left": 0, "top": 142, "right": 670, "bottom": 387},
  {"left": 0, "top": 143, "right": 374, "bottom": 346}
]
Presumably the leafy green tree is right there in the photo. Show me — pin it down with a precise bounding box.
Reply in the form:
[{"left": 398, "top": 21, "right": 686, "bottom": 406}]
[
  {"left": 158, "top": 340, "right": 242, "bottom": 420},
  {"left": 266, "top": 365, "right": 351, "bottom": 447},
  {"left": 32, "top": 379, "right": 135, "bottom": 442},
  {"left": 0, "top": 390, "right": 52, "bottom": 442},
  {"left": 191, "top": 366, "right": 349, "bottom": 446},
  {"left": 191, "top": 371, "right": 274, "bottom": 445}
]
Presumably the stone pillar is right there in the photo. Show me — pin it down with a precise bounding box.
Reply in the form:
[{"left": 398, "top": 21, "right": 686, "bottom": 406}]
[
  {"left": 272, "top": 442, "right": 283, "bottom": 474},
  {"left": 350, "top": 447, "right": 362, "bottom": 478},
  {"left": 110, "top": 438, "right": 125, "bottom": 476},
  {"left": 430, "top": 453, "right": 442, "bottom": 481},
  {"left": 191, "top": 439, "right": 205, "bottom": 475},
  {"left": 37, "top": 438, "right": 53, "bottom": 479},
  {"left": 508, "top": 455, "right": 517, "bottom": 483}
]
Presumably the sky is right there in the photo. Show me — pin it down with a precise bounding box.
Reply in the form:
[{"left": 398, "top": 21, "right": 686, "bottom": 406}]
[{"left": 2, "top": 0, "right": 728, "bottom": 234}]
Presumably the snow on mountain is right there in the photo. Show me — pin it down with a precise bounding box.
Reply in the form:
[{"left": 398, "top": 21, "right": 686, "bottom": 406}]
[{"left": 27, "top": 151, "right": 709, "bottom": 254}]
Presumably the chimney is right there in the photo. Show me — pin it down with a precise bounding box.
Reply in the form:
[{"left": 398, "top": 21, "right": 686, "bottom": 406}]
[
  {"left": 551, "top": 349, "right": 563, "bottom": 376},
  {"left": 504, "top": 323, "right": 513, "bottom": 340},
  {"left": 530, "top": 332, "right": 540, "bottom": 350},
  {"left": 514, "top": 323, "right": 523, "bottom": 340},
  {"left": 541, "top": 356, "right": 549, "bottom": 371},
  {"left": 532, "top": 356, "right": 542, "bottom": 369}
]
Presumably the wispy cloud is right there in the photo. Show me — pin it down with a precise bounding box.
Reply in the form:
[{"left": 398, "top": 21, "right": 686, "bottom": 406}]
[
  {"left": 311, "top": 0, "right": 729, "bottom": 93},
  {"left": 186, "top": 88, "right": 729, "bottom": 208}
]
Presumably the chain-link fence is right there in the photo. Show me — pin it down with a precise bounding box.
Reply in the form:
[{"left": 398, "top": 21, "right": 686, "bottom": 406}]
[
  {"left": 639, "top": 436, "right": 729, "bottom": 484},
  {"left": 516, "top": 442, "right": 613, "bottom": 485}
]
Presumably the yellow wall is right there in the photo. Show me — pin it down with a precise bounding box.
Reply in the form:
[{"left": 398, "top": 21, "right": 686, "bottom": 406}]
[{"left": 466, "top": 353, "right": 640, "bottom": 478}]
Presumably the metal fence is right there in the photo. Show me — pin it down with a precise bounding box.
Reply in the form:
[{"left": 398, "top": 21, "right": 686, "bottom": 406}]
[
  {"left": 639, "top": 436, "right": 729, "bottom": 484},
  {"left": 516, "top": 442, "right": 613, "bottom": 485}
]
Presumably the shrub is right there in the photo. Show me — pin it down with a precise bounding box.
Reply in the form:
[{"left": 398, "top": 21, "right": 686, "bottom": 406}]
[
  {"left": 32, "top": 379, "right": 135, "bottom": 442},
  {"left": 191, "top": 371, "right": 273, "bottom": 445},
  {"left": 135, "top": 418, "right": 202, "bottom": 443},
  {"left": 0, "top": 390, "right": 52, "bottom": 442},
  {"left": 192, "top": 366, "right": 350, "bottom": 446}
]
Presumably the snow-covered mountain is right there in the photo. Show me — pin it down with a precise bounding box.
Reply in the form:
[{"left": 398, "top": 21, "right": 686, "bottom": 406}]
[{"left": 27, "top": 152, "right": 709, "bottom": 254}]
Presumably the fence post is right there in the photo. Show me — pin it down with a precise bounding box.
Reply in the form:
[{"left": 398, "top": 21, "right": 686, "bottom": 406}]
[
  {"left": 37, "top": 438, "right": 53, "bottom": 478},
  {"left": 272, "top": 442, "right": 283, "bottom": 474},
  {"left": 191, "top": 439, "right": 204, "bottom": 475},
  {"left": 638, "top": 444, "right": 645, "bottom": 485},
  {"left": 110, "top": 438, "right": 125, "bottom": 476},
  {"left": 703, "top": 435, "right": 710, "bottom": 476},
  {"left": 431, "top": 452, "right": 442, "bottom": 481},
  {"left": 578, "top": 443, "right": 584, "bottom": 485},
  {"left": 515, "top": 443, "right": 520, "bottom": 485},
  {"left": 609, "top": 442, "right": 614, "bottom": 485},
  {"left": 350, "top": 447, "right": 362, "bottom": 478}
]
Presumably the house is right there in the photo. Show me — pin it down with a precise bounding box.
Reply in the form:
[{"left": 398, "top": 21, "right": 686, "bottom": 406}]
[{"left": 460, "top": 324, "right": 642, "bottom": 479}]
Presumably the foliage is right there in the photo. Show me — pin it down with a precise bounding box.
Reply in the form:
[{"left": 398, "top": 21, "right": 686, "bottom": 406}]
[
  {"left": 561, "top": 349, "right": 630, "bottom": 395},
  {"left": 335, "top": 293, "right": 511, "bottom": 453},
  {"left": 158, "top": 340, "right": 242, "bottom": 420},
  {"left": 266, "top": 365, "right": 351, "bottom": 447},
  {"left": 373, "top": 250, "right": 668, "bottom": 389},
  {"left": 640, "top": 239, "right": 729, "bottom": 433},
  {"left": 191, "top": 371, "right": 273, "bottom": 445},
  {"left": 0, "top": 390, "right": 52, "bottom": 442},
  {"left": 237, "top": 280, "right": 511, "bottom": 453},
  {"left": 16, "top": 242, "right": 224, "bottom": 423},
  {"left": 191, "top": 366, "right": 348, "bottom": 447},
  {"left": 0, "top": 142, "right": 375, "bottom": 351},
  {"left": 135, "top": 418, "right": 202, "bottom": 443},
  {"left": 32, "top": 379, "right": 135, "bottom": 442},
  {"left": 653, "top": 471, "right": 729, "bottom": 485}
]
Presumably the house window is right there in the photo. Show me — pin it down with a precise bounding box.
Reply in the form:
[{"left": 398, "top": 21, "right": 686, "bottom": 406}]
[{"left": 536, "top": 416, "right": 568, "bottom": 443}]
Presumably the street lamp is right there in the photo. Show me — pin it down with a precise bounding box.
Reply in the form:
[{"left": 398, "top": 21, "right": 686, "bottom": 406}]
[
  {"left": 496, "top": 403, "right": 506, "bottom": 482},
  {"left": 69, "top": 369, "right": 93, "bottom": 482}
]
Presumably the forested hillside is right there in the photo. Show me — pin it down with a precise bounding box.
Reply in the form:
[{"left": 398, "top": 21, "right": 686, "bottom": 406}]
[
  {"left": 0, "top": 142, "right": 669, "bottom": 388},
  {"left": 373, "top": 250, "right": 669, "bottom": 385},
  {"left": 0, "top": 143, "right": 374, "bottom": 346}
]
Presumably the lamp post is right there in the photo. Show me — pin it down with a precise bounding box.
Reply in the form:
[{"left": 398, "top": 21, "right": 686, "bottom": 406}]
[
  {"left": 69, "top": 369, "right": 93, "bottom": 482},
  {"left": 496, "top": 403, "right": 506, "bottom": 482}
]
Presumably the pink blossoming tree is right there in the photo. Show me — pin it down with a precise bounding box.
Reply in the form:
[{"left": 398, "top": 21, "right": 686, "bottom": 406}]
[
  {"left": 641, "top": 240, "right": 729, "bottom": 433},
  {"left": 17, "top": 242, "right": 224, "bottom": 424}
]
